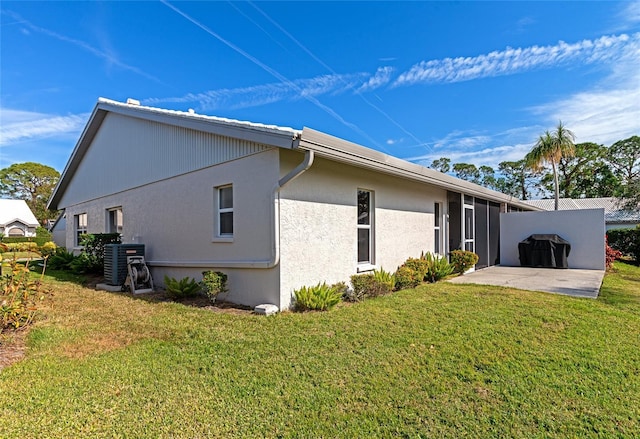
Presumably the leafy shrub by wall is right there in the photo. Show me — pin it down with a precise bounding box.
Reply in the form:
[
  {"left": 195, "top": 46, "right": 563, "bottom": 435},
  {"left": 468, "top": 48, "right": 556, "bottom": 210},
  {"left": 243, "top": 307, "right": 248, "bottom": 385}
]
[
  {"left": 293, "top": 282, "right": 342, "bottom": 311},
  {"left": 607, "top": 226, "right": 640, "bottom": 262},
  {"left": 73, "top": 233, "right": 121, "bottom": 274},
  {"left": 394, "top": 265, "right": 420, "bottom": 290},
  {"left": 201, "top": 271, "right": 228, "bottom": 304},
  {"left": 164, "top": 276, "right": 201, "bottom": 299},
  {"left": 450, "top": 250, "right": 479, "bottom": 274}
]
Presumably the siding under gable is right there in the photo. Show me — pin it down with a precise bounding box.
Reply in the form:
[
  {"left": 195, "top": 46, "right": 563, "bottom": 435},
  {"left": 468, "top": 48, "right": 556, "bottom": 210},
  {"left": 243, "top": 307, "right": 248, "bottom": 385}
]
[{"left": 58, "top": 113, "right": 272, "bottom": 208}]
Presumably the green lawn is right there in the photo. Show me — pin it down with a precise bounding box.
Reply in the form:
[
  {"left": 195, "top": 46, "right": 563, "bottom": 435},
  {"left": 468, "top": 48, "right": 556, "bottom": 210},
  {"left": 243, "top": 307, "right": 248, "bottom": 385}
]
[{"left": 1, "top": 261, "right": 639, "bottom": 438}]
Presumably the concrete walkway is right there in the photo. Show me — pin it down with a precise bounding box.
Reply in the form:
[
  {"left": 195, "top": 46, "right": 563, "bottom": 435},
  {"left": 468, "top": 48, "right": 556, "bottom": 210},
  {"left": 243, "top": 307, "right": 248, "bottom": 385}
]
[{"left": 447, "top": 266, "right": 605, "bottom": 298}]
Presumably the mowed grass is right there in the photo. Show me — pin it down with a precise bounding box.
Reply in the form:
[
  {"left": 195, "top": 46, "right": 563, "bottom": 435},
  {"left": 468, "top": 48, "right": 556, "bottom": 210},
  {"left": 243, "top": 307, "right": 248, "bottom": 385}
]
[{"left": 1, "top": 262, "right": 639, "bottom": 438}]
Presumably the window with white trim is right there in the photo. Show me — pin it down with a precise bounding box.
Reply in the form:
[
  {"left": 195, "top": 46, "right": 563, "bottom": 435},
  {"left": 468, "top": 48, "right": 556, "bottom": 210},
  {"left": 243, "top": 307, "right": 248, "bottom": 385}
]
[
  {"left": 216, "top": 185, "right": 233, "bottom": 237},
  {"left": 107, "top": 207, "right": 123, "bottom": 234},
  {"left": 357, "top": 189, "right": 374, "bottom": 264},
  {"left": 74, "top": 213, "right": 87, "bottom": 246}
]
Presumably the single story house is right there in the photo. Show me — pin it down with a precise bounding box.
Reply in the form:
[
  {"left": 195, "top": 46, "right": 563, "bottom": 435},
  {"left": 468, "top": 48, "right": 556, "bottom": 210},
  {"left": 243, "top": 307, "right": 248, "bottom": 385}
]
[
  {"left": 524, "top": 198, "right": 640, "bottom": 231},
  {"left": 48, "top": 98, "right": 538, "bottom": 309},
  {"left": 0, "top": 199, "right": 39, "bottom": 237}
]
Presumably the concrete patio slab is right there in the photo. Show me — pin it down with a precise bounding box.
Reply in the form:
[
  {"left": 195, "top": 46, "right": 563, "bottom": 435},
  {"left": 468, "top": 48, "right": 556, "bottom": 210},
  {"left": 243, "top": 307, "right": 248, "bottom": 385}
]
[{"left": 446, "top": 266, "right": 605, "bottom": 298}]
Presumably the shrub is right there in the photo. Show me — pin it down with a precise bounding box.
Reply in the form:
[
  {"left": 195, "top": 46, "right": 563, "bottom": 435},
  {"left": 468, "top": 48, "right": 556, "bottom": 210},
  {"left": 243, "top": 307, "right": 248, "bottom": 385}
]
[
  {"left": 36, "top": 226, "right": 52, "bottom": 241},
  {"left": 329, "top": 281, "right": 349, "bottom": 299},
  {"left": 293, "top": 282, "right": 342, "bottom": 311},
  {"left": 402, "top": 257, "right": 429, "bottom": 282},
  {"left": 394, "top": 265, "right": 421, "bottom": 290},
  {"left": 2, "top": 242, "right": 39, "bottom": 253},
  {"left": 201, "top": 271, "right": 228, "bottom": 304},
  {"left": 164, "top": 275, "right": 201, "bottom": 299},
  {"left": 47, "top": 247, "right": 77, "bottom": 271},
  {"left": 39, "top": 241, "right": 57, "bottom": 258},
  {"left": 607, "top": 226, "right": 640, "bottom": 262},
  {"left": 450, "top": 250, "right": 479, "bottom": 274},
  {"left": 605, "top": 236, "right": 623, "bottom": 270},
  {"left": 1, "top": 259, "right": 46, "bottom": 332},
  {"left": 372, "top": 268, "right": 395, "bottom": 295},
  {"left": 422, "top": 252, "right": 454, "bottom": 282},
  {"left": 76, "top": 233, "right": 121, "bottom": 274},
  {"left": 349, "top": 274, "right": 375, "bottom": 302}
]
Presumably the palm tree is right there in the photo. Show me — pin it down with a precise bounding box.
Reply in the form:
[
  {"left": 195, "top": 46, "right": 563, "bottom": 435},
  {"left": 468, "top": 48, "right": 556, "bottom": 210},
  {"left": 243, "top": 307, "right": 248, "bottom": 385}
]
[{"left": 525, "top": 121, "right": 576, "bottom": 210}]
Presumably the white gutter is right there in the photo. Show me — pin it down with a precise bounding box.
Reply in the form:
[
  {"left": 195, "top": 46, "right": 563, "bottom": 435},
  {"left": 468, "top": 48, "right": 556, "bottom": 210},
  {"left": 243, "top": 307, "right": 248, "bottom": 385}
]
[{"left": 148, "top": 147, "right": 314, "bottom": 269}]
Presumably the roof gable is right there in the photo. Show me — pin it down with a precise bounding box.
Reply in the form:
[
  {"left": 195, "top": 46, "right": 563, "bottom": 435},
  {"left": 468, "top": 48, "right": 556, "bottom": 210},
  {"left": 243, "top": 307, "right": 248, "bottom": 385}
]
[
  {"left": 49, "top": 98, "right": 539, "bottom": 212},
  {"left": 0, "top": 199, "right": 39, "bottom": 226},
  {"left": 49, "top": 98, "right": 300, "bottom": 210}
]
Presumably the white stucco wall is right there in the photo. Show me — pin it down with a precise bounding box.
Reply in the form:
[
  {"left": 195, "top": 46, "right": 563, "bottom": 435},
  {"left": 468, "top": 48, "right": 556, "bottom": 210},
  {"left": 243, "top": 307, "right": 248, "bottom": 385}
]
[
  {"left": 500, "top": 208, "right": 606, "bottom": 270},
  {"left": 62, "top": 150, "right": 283, "bottom": 307},
  {"left": 278, "top": 151, "right": 447, "bottom": 308}
]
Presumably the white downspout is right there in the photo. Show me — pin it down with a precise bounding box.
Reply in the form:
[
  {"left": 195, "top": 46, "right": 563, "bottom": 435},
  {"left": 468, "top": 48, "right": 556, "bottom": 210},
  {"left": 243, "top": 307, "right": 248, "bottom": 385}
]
[{"left": 148, "top": 148, "right": 314, "bottom": 269}]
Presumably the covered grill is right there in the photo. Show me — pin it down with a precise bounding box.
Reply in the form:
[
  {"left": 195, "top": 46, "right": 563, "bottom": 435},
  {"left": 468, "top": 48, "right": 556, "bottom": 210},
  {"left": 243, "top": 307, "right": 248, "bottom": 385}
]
[{"left": 518, "top": 234, "right": 571, "bottom": 269}]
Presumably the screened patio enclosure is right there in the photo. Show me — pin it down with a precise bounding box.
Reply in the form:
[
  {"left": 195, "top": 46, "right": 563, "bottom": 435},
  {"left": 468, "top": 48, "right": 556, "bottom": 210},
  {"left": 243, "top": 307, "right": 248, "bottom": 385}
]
[{"left": 448, "top": 191, "right": 501, "bottom": 269}]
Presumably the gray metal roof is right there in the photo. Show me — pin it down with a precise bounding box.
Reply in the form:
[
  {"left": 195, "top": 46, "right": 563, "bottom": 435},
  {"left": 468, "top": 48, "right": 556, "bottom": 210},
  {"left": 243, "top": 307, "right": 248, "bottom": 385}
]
[{"left": 524, "top": 197, "right": 640, "bottom": 224}]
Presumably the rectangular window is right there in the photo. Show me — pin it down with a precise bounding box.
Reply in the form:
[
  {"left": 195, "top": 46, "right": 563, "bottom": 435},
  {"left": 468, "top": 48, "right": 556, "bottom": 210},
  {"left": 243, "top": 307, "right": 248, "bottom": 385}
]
[
  {"left": 357, "top": 189, "right": 373, "bottom": 264},
  {"left": 107, "top": 208, "right": 123, "bottom": 234},
  {"left": 74, "top": 213, "right": 87, "bottom": 246},
  {"left": 217, "top": 185, "right": 233, "bottom": 237},
  {"left": 434, "top": 202, "right": 441, "bottom": 254}
]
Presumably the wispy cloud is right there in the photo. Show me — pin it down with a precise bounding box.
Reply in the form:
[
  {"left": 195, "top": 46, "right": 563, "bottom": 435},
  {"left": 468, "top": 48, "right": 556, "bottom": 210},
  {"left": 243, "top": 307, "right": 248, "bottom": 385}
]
[
  {"left": 0, "top": 109, "right": 88, "bottom": 146},
  {"left": 2, "top": 10, "right": 162, "bottom": 83},
  {"left": 530, "top": 35, "right": 639, "bottom": 146},
  {"left": 618, "top": 0, "right": 640, "bottom": 28},
  {"left": 161, "top": 0, "right": 384, "bottom": 150},
  {"left": 394, "top": 33, "right": 639, "bottom": 86},
  {"left": 358, "top": 67, "right": 395, "bottom": 92},
  {"left": 145, "top": 73, "right": 367, "bottom": 110}
]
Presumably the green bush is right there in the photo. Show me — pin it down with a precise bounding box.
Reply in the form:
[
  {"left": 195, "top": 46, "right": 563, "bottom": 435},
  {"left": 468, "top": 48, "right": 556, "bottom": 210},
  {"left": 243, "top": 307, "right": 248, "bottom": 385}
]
[
  {"left": 372, "top": 268, "right": 395, "bottom": 295},
  {"left": 39, "top": 241, "right": 57, "bottom": 258},
  {"left": 293, "top": 282, "right": 342, "bottom": 311},
  {"left": 394, "top": 265, "right": 421, "bottom": 290},
  {"left": 69, "top": 253, "right": 98, "bottom": 274},
  {"left": 348, "top": 274, "right": 375, "bottom": 302},
  {"left": 77, "top": 233, "right": 121, "bottom": 274},
  {"left": 164, "top": 275, "right": 201, "bottom": 300},
  {"left": 201, "top": 271, "right": 228, "bottom": 304},
  {"left": 423, "top": 252, "right": 453, "bottom": 283},
  {"left": 607, "top": 226, "right": 640, "bottom": 262},
  {"left": 1, "top": 236, "right": 49, "bottom": 246},
  {"left": 329, "top": 281, "right": 349, "bottom": 299},
  {"left": 450, "top": 250, "right": 479, "bottom": 274},
  {"left": 402, "top": 257, "right": 429, "bottom": 282},
  {"left": 36, "top": 226, "right": 52, "bottom": 241},
  {"left": 1, "top": 242, "right": 39, "bottom": 253},
  {"left": 47, "top": 247, "right": 77, "bottom": 271}
]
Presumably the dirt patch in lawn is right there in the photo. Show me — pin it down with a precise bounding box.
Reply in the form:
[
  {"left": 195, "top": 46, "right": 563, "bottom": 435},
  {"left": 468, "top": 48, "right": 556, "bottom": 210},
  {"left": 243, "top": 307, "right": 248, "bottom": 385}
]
[{"left": 0, "top": 330, "right": 27, "bottom": 372}]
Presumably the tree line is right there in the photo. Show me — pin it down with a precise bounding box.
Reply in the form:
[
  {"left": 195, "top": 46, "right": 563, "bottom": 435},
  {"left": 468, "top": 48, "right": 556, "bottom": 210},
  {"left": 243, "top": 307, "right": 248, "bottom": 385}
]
[{"left": 429, "top": 132, "right": 639, "bottom": 208}]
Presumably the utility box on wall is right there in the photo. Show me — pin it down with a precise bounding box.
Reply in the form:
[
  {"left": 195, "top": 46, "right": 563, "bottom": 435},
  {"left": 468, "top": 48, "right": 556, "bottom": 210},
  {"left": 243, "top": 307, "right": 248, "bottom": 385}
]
[{"left": 104, "top": 244, "right": 145, "bottom": 286}]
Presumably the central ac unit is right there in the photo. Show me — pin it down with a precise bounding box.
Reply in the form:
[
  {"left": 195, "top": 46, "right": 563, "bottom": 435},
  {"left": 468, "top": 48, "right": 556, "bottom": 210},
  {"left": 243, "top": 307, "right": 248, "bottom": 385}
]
[{"left": 104, "top": 244, "right": 145, "bottom": 286}]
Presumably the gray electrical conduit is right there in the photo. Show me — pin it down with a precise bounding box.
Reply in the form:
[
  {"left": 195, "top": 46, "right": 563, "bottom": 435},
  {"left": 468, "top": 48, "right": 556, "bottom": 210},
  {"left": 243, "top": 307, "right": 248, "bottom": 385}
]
[{"left": 147, "top": 149, "right": 315, "bottom": 269}]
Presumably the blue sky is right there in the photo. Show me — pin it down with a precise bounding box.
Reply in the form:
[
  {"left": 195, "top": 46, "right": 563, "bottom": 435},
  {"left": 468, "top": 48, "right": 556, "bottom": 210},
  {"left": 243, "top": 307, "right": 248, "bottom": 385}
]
[{"left": 1, "top": 1, "right": 639, "bottom": 174}]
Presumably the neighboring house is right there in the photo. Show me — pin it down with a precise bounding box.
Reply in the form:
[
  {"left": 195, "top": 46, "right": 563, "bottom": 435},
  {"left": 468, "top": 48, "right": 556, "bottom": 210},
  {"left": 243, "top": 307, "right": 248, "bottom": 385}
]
[
  {"left": 48, "top": 98, "right": 537, "bottom": 309},
  {"left": 49, "top": 212, "right": 67, "bottom": 247},
  {"left": 0, "top": 199, "right": 39, "bottom": 238},
  {"left": 524, "top": 198, "right": 640, "bottom": 231}
]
